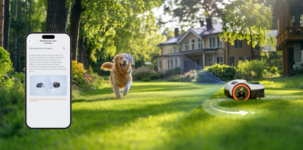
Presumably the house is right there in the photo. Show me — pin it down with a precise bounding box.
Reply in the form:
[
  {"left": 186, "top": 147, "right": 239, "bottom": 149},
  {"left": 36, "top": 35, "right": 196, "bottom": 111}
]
[
  {"left": 273, "top": 0, "right": 303, "bottom": 75},
  {"left": 157, "top": 19, "right": 260, "bottom": 72}
]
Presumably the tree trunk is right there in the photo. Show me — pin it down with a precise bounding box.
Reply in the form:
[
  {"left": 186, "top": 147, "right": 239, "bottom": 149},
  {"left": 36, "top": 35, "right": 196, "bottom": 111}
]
[
  {"left": 3, "top": 0, "right": 10, "bottom": 51},
  {"left": 46, "top": 0, "right": 67, "bottom": 32},
  {"left": 78, "top": 35, "right": 84, "bottom": 63},
  {"left": 227, "top": 42, "right": 229, "bottom": 64},
  {"left": 13, "top": 0, "right": 18, "bottom": 70},
  {"left": 17, "top": 0, "right": 21, "bottom": 72},
  {"left": 28, "top": 0, "right": 31, "bottom": 32},
  {"left": 251, "top": 42, "right": 254, "bottom": 60},
  {"left": 84, "top": 43, "right": 90, "bottom": 70},
  {"left": 69, "top": 0, "right": 82, "bottom": 61},
  {"left": 0, "top": 0, "right": 5, "bottom": 47},
  {"left": 64, "top": 2, "right": 71, "bottom": 32},
  {"left": 17, "top": 40, "right": 20, "bottom": 72}
]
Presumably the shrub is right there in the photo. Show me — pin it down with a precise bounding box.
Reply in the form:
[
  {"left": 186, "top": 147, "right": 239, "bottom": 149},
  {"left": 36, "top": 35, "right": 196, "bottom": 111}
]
[
  {"left": 87, "top": 65, "right": 94, "bottom": 75},
  {"left": 90, "top": 74, "right": 107, "bottom": 89},
  {"left": 182, "top": 70, "right": 196, "bottom": 82},
  {"left": 173, "top": 67, "right": 182, "bottom": 75},
  {"left": 236, "top": 60, "right": 267, "bottom": 80},
  {"left": 150, "top": 73, "right": 159, "bottom": 80},
  {"left": 293, "top": 62, "right": 303, "bottom": 75},
  {"left": 0, "top": 47, "right": 12, "bottom": 78},
  {"left": 164, "top": 69, "right": 173, "bottom": 77},
  {"left": 205, "top": 63, "right": 236, "bottom": 81},
  {"left": 157, "top": 72, "right": 164, "bottom": 78},
  {"left": 0, "top": 80, "right": 25, "bottom": 138},
  {"left": 270, "top": 66, "right": 278, "bottom": 74},
  {"left": 196, "top": 70, "right": 224, "bottom": 83},
  {"left": 142, "top": 78, "right": 150, "bottom": 82},
  {"left": 168, "top": 75, "right": 181, "bottom": 82},
  {"left": 12, "top": 72, "right": 25, "bottom": 83},
  {"left": 72, "top": 60, "right": 86, "bottom": 86},
  {"left": 132, "top": 66, "right": 154, "bottom": 80}
]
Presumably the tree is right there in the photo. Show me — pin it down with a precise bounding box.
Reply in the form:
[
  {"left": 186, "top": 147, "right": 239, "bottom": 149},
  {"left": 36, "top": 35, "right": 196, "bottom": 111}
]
[
  {"left": 69, "top": 0, "right": 83, "bottom": 60},
  {"left": 13, "top": 0, "right": 17, "bottom": 70},
  {"left": 164, "top": 0, "right": 227, "bottom": 24},
  {"left": 46, "top": 0, "right": 68, "bottom": 32},
  {"left": 220, "top": 0, "right": 275, "bottom": 59},
  {"left": 4, "top": 0, "right": 11, "bottom": 51}
]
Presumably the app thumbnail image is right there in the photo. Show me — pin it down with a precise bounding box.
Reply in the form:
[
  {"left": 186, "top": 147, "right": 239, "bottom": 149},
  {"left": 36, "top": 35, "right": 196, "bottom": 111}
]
[{"left": 30, "top": 75, "right": 67, "bottom": 96}]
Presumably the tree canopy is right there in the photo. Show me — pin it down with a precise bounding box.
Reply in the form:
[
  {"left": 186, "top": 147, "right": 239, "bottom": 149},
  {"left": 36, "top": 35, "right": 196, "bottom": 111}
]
[
  {"left": 164, "top": 0, "right": 227, "bottom": 24},
  {"left": 80, "top": 0, "right": 164, "bottom": 64},
  {"left": 220, "top": 0, "right": 276, "bottom": 54}
]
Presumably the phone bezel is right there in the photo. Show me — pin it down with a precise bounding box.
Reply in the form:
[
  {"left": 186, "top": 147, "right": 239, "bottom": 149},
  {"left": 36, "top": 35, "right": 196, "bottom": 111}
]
[{"left": 25, "top": 32, "right": 72, "bottom": 129}]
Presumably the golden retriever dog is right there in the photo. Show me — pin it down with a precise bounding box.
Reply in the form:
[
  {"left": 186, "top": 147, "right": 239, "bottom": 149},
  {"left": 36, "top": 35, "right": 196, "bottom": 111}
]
[{"left": 101, "top": 53, "right": 134, "bottom": 98}]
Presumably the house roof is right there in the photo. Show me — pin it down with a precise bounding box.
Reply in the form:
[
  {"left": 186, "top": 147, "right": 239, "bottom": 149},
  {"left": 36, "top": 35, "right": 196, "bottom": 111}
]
[
  {"left": 157, "top": 34, "right": 184, "bottom": 46},
  {"left": 158, "top": 23, "right": 223, "bottom": 46}
]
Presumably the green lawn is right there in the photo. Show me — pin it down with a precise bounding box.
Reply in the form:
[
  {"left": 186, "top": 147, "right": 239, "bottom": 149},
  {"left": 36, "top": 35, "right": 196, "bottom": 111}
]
[{"left": 1, "top": 77, "right": 303, "bottom": 150}]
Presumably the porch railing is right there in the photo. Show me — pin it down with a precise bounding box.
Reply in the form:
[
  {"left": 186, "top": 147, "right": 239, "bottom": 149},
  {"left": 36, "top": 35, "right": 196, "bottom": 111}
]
[{"left": 277, "top": 27, "right": 303, "bottom": 46}]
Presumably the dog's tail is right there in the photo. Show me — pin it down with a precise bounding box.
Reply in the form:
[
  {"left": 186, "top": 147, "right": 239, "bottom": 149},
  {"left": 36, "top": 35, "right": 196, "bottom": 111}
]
[{"left": 101, "top": 62, "right": 114, "bottom": 71}]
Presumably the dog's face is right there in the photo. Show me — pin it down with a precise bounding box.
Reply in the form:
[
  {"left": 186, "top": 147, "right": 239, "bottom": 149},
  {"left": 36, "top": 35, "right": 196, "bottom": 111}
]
[{"left": 114, "top": 53, "right": 134, "bottom": 70}]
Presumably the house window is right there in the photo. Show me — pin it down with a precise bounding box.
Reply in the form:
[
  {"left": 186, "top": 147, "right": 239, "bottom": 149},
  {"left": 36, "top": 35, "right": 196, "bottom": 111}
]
[
  {"left": 239, "top": 56, "right": 245, "bottom": 62},
  {"left": 167, "top": 59, "right": 170, "bottom": 69},
  {"left": 209, "top": 38, "right": 212, "bottom": 48},
  {"left": 173, "top": 46, "right": 178, "bottom": 53},
  {"left": 171, "top": 59, "right": 173, "bottom": 68},
  {"left": 217, "top": 36, "right": 222, "bottom": 47},
  {"left": 246, "top": 57, "right": 250, "bottom": 61},
  {"left": 230, "top": 56, "right": 235, "bottom": 66},
  {"left": 233, "top": 40, "right": 243, "bottom": 49},
  {"left": 175, "top": 59, "right": 178, "bottom": 67},
  {"left": 167, "top": 46, "right": 172, "bottom": 54},
  {"left": 209, "top": 36, "right": 220, "bottom": 48},
  {"left": 198, "top": 38, "right": 204, "bottom": 49},
  {"left": 184, "top": 40, "right": 189, "bottom": 51},
  {"left": 217, "top": 56, "right": 223, "bottom": 64},
  {"left": 191, "top": 39, "right": 195, "bottom": 50},
  {"left": 212, "top": 37, "right": 216, "bottom": 48},
  {"left": 158, "top": 60, "right": 162, "bottom": 70}
]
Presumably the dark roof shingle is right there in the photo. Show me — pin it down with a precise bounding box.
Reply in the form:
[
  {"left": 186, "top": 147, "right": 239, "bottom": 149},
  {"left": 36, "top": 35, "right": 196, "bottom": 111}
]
[{"left": 158, "top": 23, "right": 223, "bottom": 46}]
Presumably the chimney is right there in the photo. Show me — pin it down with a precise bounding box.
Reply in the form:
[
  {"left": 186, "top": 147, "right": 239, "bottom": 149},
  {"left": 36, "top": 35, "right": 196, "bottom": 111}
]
[
  {"left": 200, "top": 20, "right": 204, "bottom": 27},
  {"left": 174, "top": 28, "right": 179, "bottom": 37},
  {"left": 206, "top": 18, "right": 213, "bottom": 30}
]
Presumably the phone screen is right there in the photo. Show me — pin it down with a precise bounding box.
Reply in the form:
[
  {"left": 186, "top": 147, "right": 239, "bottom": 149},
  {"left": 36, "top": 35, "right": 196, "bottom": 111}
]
[{"left": 26, "top": 33, "right": 71, "bottom": 128}]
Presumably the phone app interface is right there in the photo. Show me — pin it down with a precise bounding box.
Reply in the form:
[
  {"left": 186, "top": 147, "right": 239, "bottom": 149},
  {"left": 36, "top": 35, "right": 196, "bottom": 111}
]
[{"left": 26, "top": 34, "right": 70, "bottom": 128}]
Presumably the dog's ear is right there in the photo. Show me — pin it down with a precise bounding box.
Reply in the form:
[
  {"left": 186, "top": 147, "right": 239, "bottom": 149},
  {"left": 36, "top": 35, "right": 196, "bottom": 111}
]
[
  {"left": 127, "top": 54, "right": 134, "bottom": 65},
  {"left": 113, "top": 55, "right": 119, "bottom": 63}
]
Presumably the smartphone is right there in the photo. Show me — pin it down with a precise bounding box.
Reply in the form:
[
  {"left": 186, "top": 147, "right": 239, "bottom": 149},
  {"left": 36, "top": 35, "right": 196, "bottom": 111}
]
[{"left": 25, "top": 33, "right": 71, "bottom": 129}]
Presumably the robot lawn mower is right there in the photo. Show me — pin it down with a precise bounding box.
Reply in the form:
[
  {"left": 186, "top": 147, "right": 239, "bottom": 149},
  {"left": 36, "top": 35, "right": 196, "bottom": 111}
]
[{"left": 224, "top": 79, "right": 265, "bottom": 101}]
